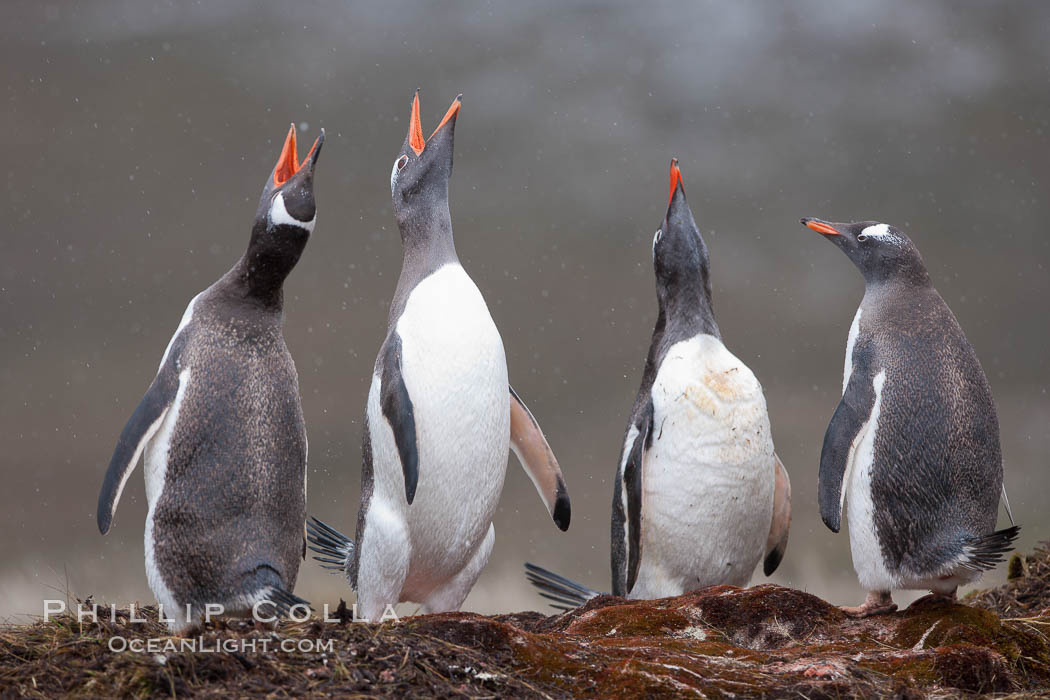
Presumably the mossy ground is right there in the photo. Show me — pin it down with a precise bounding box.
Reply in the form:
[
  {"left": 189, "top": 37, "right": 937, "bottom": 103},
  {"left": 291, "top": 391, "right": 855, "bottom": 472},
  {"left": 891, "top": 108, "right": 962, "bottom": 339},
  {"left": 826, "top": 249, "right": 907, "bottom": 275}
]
[{"left": 4, "top": 545, "right": 1050, "bottom": 697}]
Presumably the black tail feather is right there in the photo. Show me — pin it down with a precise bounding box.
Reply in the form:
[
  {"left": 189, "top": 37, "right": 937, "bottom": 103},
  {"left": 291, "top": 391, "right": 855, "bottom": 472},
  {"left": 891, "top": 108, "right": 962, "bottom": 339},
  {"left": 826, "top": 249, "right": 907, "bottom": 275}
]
[
  {"left": 524, "top": 562, "right": 603, "bottom": 611},
  {"left": 259, "top": 586, "right": 313, "bottom": 619},
  {"left": 306, "top": 516, "right": 355, "bottom": 577},
  {"left": 961, "top": 525, "right": 1021, "bottom": 572}
]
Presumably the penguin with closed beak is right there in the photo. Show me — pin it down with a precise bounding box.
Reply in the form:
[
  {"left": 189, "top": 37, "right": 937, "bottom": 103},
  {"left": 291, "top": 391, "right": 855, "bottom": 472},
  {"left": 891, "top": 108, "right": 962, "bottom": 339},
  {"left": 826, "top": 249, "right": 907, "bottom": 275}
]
[
  {"left": 525, "top": 160, "right": 791, "bottom": 609},
  {"left": 801, "top": 217, "right": 1019, "bottom": 617},
  {"left": 307, "top": 91, "right": 570, "bottom": 620},
  {"left": 97, "top": 125, "right": 323, "bottom": 634}
]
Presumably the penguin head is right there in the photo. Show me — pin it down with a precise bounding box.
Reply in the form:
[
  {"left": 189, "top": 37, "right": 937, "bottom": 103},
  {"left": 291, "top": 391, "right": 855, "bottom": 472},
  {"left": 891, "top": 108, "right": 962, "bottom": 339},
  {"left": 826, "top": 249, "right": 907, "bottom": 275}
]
[
  {"left": 652, "top": 159, "right": 714, "bottom": 307},
  {"left": 389, "top": 90, "right": 461, "bottom": 230},
  {"left": 801, "top": 218, "right": 930, "bottom": 285},
  {"left": 254, "top": 124, "right": 324, "bottom": 242}
]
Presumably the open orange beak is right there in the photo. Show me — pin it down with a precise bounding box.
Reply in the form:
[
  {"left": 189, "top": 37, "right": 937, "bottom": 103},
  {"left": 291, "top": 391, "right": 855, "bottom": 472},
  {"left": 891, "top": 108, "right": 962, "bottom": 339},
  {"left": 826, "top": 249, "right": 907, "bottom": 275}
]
[
  {"left": 273, "top": 124, "right": 322, "bottom": 187},
  {"left": 668, "top": 158, "right": 684, "bottom": 207},
  {"left": 407, "top": 91, "right": 462, "bottom": 156},
  {"left": 802, "top": 218, "right": 841, "bottom": 236}
]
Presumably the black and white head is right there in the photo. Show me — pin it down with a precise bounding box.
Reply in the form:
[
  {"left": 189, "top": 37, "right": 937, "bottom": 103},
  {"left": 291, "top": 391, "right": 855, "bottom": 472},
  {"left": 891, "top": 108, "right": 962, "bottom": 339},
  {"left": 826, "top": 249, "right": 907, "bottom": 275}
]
[
  {"left": 652, "top": 159, "right": 714, "bottom": 311},
  {"left": 801, "top": 218, "right": 930, "bottom": 286},
  {"left": 389, "top": 90, "right": 461, "bottom": 233},
  {"left": 252, "top": 124, "right": 324, "bottom": 254}
]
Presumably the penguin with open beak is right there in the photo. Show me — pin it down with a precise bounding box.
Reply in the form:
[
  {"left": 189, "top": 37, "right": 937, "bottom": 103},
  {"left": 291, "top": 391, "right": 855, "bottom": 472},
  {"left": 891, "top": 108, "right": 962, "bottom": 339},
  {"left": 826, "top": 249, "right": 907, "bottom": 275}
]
[
  {"left": 801, "top": 216, "right": 1019, "bottom": 617},
  {"left": 97, "top": 125, "right": 323, "bottom": 634},
  {"left": 307, "top": 91, "right": 570, "bottom": 620}
]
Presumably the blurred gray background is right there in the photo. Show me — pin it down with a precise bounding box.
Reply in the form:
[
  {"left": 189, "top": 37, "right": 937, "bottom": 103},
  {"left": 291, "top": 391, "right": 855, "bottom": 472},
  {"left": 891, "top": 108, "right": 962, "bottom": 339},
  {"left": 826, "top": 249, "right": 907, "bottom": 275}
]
[{"left": 2, "top": 0, "right": 1048, "bottom": 621}]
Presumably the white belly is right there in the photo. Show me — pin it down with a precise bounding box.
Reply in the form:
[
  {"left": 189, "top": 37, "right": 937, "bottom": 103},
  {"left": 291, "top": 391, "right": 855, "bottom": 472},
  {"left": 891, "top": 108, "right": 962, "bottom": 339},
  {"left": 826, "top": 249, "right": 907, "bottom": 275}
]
[
  {"left": 366, "top": 264, "right": 509, "bottom": 597},
  {"left": 143, "top": 367, "right": 191, "bottom": 618},
  {"left": 631, "top": 335, "right": 776, "bottom": 598},
  {"left": 845, "top": 369, "right": 901, "bottom": 592}
]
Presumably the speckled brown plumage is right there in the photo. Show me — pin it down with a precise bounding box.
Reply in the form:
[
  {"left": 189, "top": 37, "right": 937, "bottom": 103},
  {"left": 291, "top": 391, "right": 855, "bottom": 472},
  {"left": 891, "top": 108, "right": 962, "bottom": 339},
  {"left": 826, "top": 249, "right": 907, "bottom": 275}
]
[{"left": 151, "top": 281, "right": 308, "bottom": 609}]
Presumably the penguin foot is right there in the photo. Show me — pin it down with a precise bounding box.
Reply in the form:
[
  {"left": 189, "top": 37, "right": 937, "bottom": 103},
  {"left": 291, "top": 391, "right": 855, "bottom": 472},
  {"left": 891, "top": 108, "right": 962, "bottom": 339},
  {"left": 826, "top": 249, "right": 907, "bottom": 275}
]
[
  {"left": 908, "top": 589, "right": 958, "bottom": 608},
  {"left": 840, "top": 591, "right": 897, "bottom": 618}
]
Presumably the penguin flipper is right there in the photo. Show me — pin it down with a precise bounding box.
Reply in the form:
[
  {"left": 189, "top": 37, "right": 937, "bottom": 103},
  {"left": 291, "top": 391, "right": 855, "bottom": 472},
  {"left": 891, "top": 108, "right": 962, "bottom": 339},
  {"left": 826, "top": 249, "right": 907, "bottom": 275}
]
[
  {"left": 379, "top": 333, "right": 419, "bottom": 504},
  {"left": 97, "top": 366, "right": 181, "bottom": 535},
  {"left": 524, "top": 562, "right": 603, "bottom": 611},
  {"left": 819, "top": 349, "right": 876, "bottom": 533},
  {"left": 509, "top": 385, "right": 571, "bottom": 531},
  {"left": 763, "top": 454, "right": 792, "bottom": 576},
  {"left": 615, "top": 398, "right": 652, "bottom": 596},
  {"left": 306, "top": 516, "right": 357, "bottom": 586}
]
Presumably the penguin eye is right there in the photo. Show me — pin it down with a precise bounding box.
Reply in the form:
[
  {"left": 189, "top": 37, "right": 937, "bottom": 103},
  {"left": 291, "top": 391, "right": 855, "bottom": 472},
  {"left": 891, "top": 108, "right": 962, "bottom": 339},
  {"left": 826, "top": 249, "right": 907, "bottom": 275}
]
[
  {"left": 396, "top": 155, "right": 408, "bottom": 171},
  {"left": 857, "top": 233, "right": 869, "bottom": 243},
  {"left": 652, "top": 229, "right": 662, "bottom": 256}
]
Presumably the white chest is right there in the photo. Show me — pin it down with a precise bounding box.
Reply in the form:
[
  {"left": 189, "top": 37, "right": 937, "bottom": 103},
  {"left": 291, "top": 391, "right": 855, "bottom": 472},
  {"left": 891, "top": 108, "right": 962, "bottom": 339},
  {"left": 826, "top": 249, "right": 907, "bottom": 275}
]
[
  {"left": 632, "top": 335, "right": 776, "bottom": 596},
  {"left": 367, "top": 264, "right": 510, "bottom": 578},
  {"left": 843, "top": 307, "right": 863, "bottom": 392}
]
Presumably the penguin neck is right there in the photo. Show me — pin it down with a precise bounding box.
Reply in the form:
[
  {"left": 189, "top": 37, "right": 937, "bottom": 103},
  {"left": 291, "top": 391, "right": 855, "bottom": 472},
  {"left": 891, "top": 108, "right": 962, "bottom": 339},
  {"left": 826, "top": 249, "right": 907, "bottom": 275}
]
[
  {"left": 861, "top": 253, "right": 932, "bottom": 288},
  {"left": 863, "top": 265, "right": 932, "bottom": 297},
  {"left": 637, "top": 288, "right": 720, "bottom": 399},
  {"left": 396, "top": 204, "right": 460, "bottom": 282},
  {"left": 228, "top": 225, "right": 307, "bottom": 309},
  {"left": 657, "top": 285, "right": 720, "bottom": 343}
]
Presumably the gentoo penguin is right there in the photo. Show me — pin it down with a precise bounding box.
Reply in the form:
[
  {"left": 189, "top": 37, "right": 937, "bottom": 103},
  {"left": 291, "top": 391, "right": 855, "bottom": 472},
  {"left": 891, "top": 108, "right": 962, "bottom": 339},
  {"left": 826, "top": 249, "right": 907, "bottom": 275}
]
[
  {"left": 526, "top": 160, "right": 791, "bottom": 609},
  {"left": 307, "top": 91, "right": 570, "bottom": 620},
  {"left": 97, "top": 125, "right": 323, "bottom": 634},
  {"left": 801, "top": 217, "right": 1020, "bottom": 617}
]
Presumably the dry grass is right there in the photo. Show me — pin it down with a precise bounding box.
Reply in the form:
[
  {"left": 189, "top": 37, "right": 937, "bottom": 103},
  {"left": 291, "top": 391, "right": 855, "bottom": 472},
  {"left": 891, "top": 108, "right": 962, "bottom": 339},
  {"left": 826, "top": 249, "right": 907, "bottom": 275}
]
[
  {"left": 0, "top": 601, "right": 547, "bottom": 698},
  {"left": 969, "top": 540, "right": 1050, "bottom": 618},
  {"left": 2, "top": 545, "right": 1050, "bottom": 698}
]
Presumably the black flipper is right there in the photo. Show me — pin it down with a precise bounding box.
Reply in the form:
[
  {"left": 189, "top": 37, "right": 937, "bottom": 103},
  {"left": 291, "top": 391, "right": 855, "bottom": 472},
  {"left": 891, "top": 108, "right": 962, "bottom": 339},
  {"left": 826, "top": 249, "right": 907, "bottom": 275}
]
[
  {"left": 306, "top": 516, "right": 357, "bottom": 585},
  {"left": 97, "top": 359, "right": 182, "bottom": 535},
  {"left": 960, "top": 525, "right": 1021, "bottom": 572},
  {"left": 818, "top": 343, "right": 876, "bottom": 533},
  {"left": 524, "top": 562, "right": 603, "bottom": 611},
  {"left": 380, "top": 333, "right": 419, "bottom": 504},
  {"left": 610, "top": 398, "right": 652, "bottom": 596}
]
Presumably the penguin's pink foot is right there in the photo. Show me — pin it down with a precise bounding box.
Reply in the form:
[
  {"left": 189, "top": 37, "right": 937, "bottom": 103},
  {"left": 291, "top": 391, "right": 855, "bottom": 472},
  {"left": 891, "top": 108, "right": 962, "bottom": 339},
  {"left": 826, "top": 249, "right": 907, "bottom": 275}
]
[{"left": 841, "top": 590, "right": 897, "bottom": 618}]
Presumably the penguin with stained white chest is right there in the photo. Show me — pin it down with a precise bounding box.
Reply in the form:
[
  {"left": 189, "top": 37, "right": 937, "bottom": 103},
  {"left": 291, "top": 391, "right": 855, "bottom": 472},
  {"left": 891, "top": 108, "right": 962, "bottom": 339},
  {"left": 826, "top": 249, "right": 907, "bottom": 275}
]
[
  {"left": 97, "top": 125, "right": 322, "bottom": 634},
  {"left": 307, "top": 91, "right": 570, "bottom": 620},
  {"left": 526, "top": 160, "right": 792, "bottom": 608},
  {"left": 802, "top": 217, "right": 1020, "bottom": 617}
]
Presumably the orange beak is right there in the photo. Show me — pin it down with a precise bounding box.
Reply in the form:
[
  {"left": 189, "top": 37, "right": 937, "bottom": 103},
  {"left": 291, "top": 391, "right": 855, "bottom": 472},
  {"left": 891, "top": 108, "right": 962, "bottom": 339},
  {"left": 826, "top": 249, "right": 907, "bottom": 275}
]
[
  {"left": 273, "top": 124, "right": 321, "bottom": 187},
  {"left": 668, "top": 158, "right": 684, "bottom": 207},
  {"left": 802, "top": 218, "right": 841, "bottom": 236},
  {"left": 431, "top": 95, "right": 461, "bottom": 139},
  {"left": 407, "top": 91, "right": 462, "bottom": 156},
  {"left": 408, "top": 91, "right": 425, "bottom": 156}
]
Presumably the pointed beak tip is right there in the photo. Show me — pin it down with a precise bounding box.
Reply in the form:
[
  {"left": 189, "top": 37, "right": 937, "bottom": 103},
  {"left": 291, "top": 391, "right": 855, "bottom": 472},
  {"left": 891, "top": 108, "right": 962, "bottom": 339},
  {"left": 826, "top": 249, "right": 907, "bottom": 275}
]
[
  {"left": 668, "top": 159, "right": 684, "bottom": 207},
  {"left": 803, "top": 218, "right": 842, "bottom": 236},
  {"left": 307, "top": 130, "right": 324, "bottom": 166}
]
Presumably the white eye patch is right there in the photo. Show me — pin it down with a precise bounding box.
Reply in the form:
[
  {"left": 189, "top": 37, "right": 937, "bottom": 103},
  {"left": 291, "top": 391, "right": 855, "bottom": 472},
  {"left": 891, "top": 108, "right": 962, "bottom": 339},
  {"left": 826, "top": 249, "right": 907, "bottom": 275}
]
[
  {"left": 652, "top": 229, "right": 662, "bottom": 257},
  {"left": 269, "top": 191, "right": 315, "bottom": 232},
  {"left": 390, "top": 155, "right": 409, "bottom": 195},
  {"left": 860, "top": 223, "right": 901, "bottom": 245}
]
